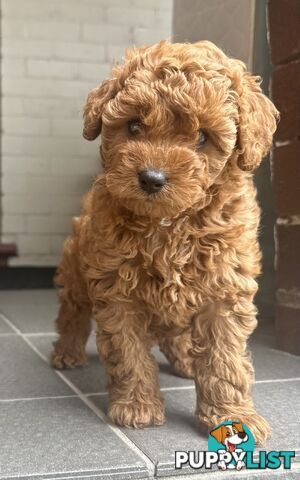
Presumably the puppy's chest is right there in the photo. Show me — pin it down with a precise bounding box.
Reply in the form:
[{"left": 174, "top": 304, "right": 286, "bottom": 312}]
[
  {"left": 137, "top": 233, "right": 179, "bottom": 284},
  {"left": 122, "top": 228, "right": 204, "bottom": 315}
]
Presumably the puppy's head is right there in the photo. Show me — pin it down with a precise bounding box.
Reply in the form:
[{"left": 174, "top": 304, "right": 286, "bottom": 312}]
[
  {"left": 83, "top": 40, "right": 279, "bottom": 218},
  {"left": 210, "top": 423, "right": 248, "bottom": 452}
]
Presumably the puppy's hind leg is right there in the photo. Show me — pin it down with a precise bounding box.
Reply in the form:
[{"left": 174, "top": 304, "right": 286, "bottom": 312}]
[
  {"left": 159, "top": 328, "right": 194, "bottom": 379},
  {"left": 51, "top": 299, "right": 92, "bottom": 369},
  {"left": 51, "top": 238, "right": 92, "bottom": 369}
]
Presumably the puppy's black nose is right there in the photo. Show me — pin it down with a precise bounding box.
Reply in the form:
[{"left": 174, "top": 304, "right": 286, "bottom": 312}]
[
  {"left": 238, "top": 432, "right": 246, "bottom": 439},
  {"left": 138, "top": 169, "right": 166, "bottom": 194}
]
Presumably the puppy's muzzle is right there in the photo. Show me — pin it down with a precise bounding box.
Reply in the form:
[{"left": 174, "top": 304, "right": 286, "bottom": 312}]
[{"left": 138, "top": 169, "right": 166, "bottom": 194}]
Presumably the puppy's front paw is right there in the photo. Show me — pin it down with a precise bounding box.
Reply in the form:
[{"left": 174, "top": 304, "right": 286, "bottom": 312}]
[
  {"left": 108, "top": 399, "right": 165, "bottom": 428},
  {"left": 200, "top": 410, "right": 271, "bottom": 446},
  {"left": 239, "top": 412, "right": 271, "bottom": 446},
  {"left": 51, "top": 343, "right": 88, "bottom": 369}
]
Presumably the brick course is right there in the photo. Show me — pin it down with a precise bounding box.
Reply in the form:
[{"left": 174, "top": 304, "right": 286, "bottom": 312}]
[
  {"left": 276, "top": 225, "right": 300, "bottom": 290},
  {"left": 0, "top": 0, "right": 172, "bottom": 266},
  {"left": 272, "top": 140, "right": 300, "bottom": 216},
  {"left": 275, "top": 305, "right": 300, "bottom": 356},
  {"left": 272, "top": 60, "right": 300, "bottom": 141},
  {"left": 268, "top": 0, "right": 300, "bottom": 65},
  {"left": 268, "top": 0, "right": 300, "bottom": 355}
]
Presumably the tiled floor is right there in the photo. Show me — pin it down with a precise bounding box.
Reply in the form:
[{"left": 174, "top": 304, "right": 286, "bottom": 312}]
[{"left": 0, "top": 289, "right": 299, "bottom": 480}]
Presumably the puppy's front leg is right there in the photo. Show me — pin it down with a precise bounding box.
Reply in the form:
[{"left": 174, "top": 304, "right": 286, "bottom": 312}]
[
  {"left": 192, "top": 299, "right": 270, "bottom": 445},
  {"left": 95, "top": 303, "right": 165, "bottom": 428}
]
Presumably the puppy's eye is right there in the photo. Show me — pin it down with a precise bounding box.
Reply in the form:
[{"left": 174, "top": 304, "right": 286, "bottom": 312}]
[
  {"left": 128, "top": 119, "right": 143, "bottom": 136},
  {"left": 197, "top": 129, "right": 208, "bottom": 148}
]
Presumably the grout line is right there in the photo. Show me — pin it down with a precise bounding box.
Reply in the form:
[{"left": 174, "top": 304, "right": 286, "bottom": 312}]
[
  {"left": 46, "top": 372, "right": 156, "bottom": 477},
  {"left": 161, "top": 385, "right": 194, "bottom": 392},
  {"left": 85, "top": 391, "right": 107, "bottom": 397},
  {"left": 0, "top": 332, "right": 56, "bottom": 337},
  {"left": 1, "top": 312, "right": 300, "bottom": 478},
  {"left": 1, "top": 313, "right": 299, "bottom": 389},
  {"left": 24, "top": 332, "right": 57, "bottom": 337},
  {"left": 255, "top": 377, "right": 300, "bottom": 384},
  {"left": 0, "top": 465, "right": 149, "bottom": 480},
  {"left": 3, "top": 377, "right": 300, "bottom": 404},
  {"left": 0, "top": 314, "right": 29, "bottom": 335},
  {"left": 45, "top": 471, "right": 147, "bottom": 480},
  {"left": 53, "top": 472, "right": 146, "bottom": 480},
  {"left": 159, "top": 378, "right": 300, "bottom": 388},
  {"left": 0, "top": 394, "right": 80, "bottom": 403},
  {"left": 0, "top": 313, "right": 156, "bottom": 477},
  {"left": 0, "top": 392, "right": 109, "bottom": 403},
  {"left": 0, "top": 314, "right": 54, "bottom": 362},
  {"left": 0, "top": 471, "right": 148, "bottom": 480},
  {"left": 269, "top": 346, "right": 300, "bottom": 360}
]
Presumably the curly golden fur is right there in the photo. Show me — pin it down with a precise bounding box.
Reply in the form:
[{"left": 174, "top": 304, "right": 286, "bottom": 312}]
[{"left": 51, "top": 40, "right": 279, "bottom": 444}]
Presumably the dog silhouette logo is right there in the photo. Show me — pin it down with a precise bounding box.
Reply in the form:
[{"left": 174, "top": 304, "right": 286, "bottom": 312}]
[{"left": 208, "top": 421, "right": 255, "bottom": 470}]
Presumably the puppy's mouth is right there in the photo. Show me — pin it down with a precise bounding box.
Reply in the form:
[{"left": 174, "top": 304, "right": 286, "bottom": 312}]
[
  {"left": 227, "top": 442, "right": 236, "bottom": 453},
  {"left": 105, "top": 159, "right": 209, "bottom": 218},
  {"left": 106, "top": 174, "right": 208, "bottom": 218}
]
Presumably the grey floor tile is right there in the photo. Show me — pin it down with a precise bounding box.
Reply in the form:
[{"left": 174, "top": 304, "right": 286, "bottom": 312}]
[
  {"left": 255, "top": 322, "right": 275, "bottom": 339},
  {"left": 0, "top": 316, "right": 15, "bottom": 334},
  {"left": 0, "top": 336, "right": 72, "bottom": 399},
  {"left": 250, "top": 336, "right": 300, "bottom": 380},
  {"left": 30, "top": 335, "right": 194, "bottom": 394},
  {"left": 158, "top": 334, "right": 300, "bottom": 385},
  {"left": 0, "top": 303, "right": 58, "bottom": 333},
  {"left": 93, "top": 389, "right": 204, "bottom": 478},
  {"left": 30, "top": 332, "right": 300, "bottom": 400},
  {"left": 30, "top": 334, "right": 108, "bottom": 394},
  {"left": 4, "top": 289, "right": 298, "bottom": 382},
  {"left": 1, "top": 290, "right": 299, "bottom": 480},
  {"left": 0, "top": 289, "right": 58, "bottom": 333},
  {"left": 0, "top": 397, "right": 150, "bottom": 480},
  {"left": 256, "top": 380, "right": 300, "bottom": 454},
  {"left": 90, "top": 380, "right": 300, "bottom": 478},
  {"left": 0, "top": 289, "right": 57, "bottom": 306},
  {"left": 154, "top": 347, "right": 195, "bottom": 389}
]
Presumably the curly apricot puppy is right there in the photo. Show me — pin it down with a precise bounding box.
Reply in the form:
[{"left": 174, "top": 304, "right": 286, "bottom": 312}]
[{"left": 51, "top": 41, "right": 278, "bottom": 444}]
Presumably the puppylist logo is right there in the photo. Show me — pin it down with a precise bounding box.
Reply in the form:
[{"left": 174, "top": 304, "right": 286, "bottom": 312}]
[
  {"left": 175, "top": 421, "right": 295, "bottom": 472},
  {"left": 208, "top": 421, "right": 254, "bottom": 470}
]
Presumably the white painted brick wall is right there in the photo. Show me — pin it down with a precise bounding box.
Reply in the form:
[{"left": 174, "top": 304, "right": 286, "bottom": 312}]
[{"left": 1, "top": 0, "right": 173, "bottom": 266}]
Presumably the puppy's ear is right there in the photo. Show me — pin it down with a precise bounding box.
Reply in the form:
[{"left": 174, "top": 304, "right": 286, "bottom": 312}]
[
  {"left": 210, "top": 425, "right": 225, "bottom": 443},
  {"left": 83, "top": 79, "right": 116, "bottom": 141},
  {"left": 232, "top": 422, "right": 244, "bottom": 433},
  {"left": 236, "top": 71, "right": 279, "bottom": 171}
]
